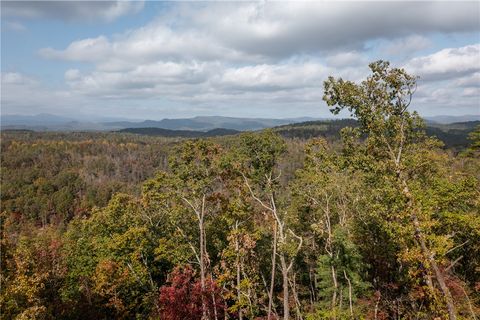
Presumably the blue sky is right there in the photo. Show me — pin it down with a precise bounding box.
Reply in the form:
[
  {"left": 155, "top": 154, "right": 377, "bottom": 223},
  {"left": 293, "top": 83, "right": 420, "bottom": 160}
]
[{"left": 1, "top": 1, "right": 479, "bottom": 120}]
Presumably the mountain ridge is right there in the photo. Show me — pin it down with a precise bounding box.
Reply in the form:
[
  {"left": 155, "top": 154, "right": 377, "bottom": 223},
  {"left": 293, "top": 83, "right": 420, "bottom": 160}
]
[
  {"left": 2, "top": 113, "right": 479, "bottom": 131},
  {"left": 1, "top": 114, "right": 323, "bottom": 131}
]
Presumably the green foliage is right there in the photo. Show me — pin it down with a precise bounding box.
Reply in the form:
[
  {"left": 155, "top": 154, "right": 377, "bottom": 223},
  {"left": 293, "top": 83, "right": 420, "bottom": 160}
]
[
  {"left": 237, "top": 130, "right": 286, "bottom": 188},
  {"left": 0, "top": 225, "right": 65, "bottom": 319},
  {"left": 323, "top": 60, "right": 480, "bottom": 318},
  {"left": 59, "top": 193, "right": 183, "bottom": 318},
  {"left": 0, "top": 132, "right": 173, "bottom": 225},
  {"left": 1, "top": 61, "right": 479, "bottom": 319},
  {"left": 468, "top": 125, "right": 480, "bottom": 150},
  {"left": 462, "top": 125, "right": 480, "bottom": 157},
  {"left": 315, "top": 228, "right": 370, "bottom": 311}
]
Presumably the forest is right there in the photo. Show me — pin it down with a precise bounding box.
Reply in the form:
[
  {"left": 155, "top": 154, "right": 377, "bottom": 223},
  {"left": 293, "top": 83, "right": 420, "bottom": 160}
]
[{"left": 1, "top": 61, "right": 479, "bottom": 319}]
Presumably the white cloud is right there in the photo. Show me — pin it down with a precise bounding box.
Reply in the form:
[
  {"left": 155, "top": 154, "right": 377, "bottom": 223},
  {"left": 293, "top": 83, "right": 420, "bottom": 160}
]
[
  {"left": 64, "top": 61, "right": 212, "bottom": 97},
  {"left": 382, "top": 35, "right": 432, "bottom": 56},
  {"left": 64, "top": 69, "right": 81, "bottom": 81},
  {"left": 39, "top": 2, "right": 480, "bottom": 66},
  {"left": 462, "top": 87, "right": 480, "bottom": 97},
  {"left": 400, "top": 45, "right": 480, "bottom": 115},
  {"left": 405, "top": 44, "right": 480, "bottom": 81},
  {"left": 40, "top": 36, "right": 111, "bottom": 62},
  {"left": 40, "top": 24, "right": 262, "bottom": 71},
  {"left": 2, "top": 1, "right": 144, "bottom": 22},
  {"left": 4, "top": 21, "right": 27, "bottom": 32},
  {"left": 456, "top": 73, "right": 480, "bottom": 88},
  {"left": 38, "top": 43, "right": 480, "bottom": 118},
  {"left": 40, "top": 37, "right": 100, "bottom": 62},
  {"left": 217, "top": 63, "right": 328, "bottom": 92},
  {"left": 412, "top": 82, "right": 478, "bottom": 115},
  {"left": 3, "top": 2, "right": 480, "bottom": 118},
  {"left": 183, "top": 1, "right": 479, "bottom": 58},
  {"left": 1, "top": 72, "right": 78, "bottom": 115},
  {"left": 1, "top": 72, "right": 36, "bottom": 85},
  {"left": 325, "top": 52, "right": 367, "bottom": 68}
]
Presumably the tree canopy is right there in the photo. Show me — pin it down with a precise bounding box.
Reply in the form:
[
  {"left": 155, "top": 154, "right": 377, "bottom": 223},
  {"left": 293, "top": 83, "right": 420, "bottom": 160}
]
[{"left": 1, "top": 62, "right": 479, "bottom": 319}]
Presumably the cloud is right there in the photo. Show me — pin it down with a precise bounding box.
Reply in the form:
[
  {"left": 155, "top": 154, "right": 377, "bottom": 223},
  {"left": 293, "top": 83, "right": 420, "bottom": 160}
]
[
  {"left": 58, "top": 56, "right": 372, "bottom": 110},
  {"left": 1, "top": 72, "right": 76, "bottom": 115},
  {"left": 1, "top": 72, "right": 36, "bottom": 85},
  {"left": 382, "top": 35, "right": 432, "bottom": 56},
  {"left": 64, "top": 69, "right": 81, "bottom": 81},
  {"left": 399, "top": 45, "right": 480, "bottom": 115},
  {"left": 404, "top": 44, "right": 480, "bottom": 81},
  {"left": 4, "top": 2, "right": 480, "bottom": 118},
  {"left": 1, "top": 1, "right": 144, "bottom": 22},
  {"left": 40, "top": 43, "right": 480, "bottom": 118},
  {"left": 4, "top": 20, "right": 27, "bottom": 32},
  {"left": 462, "top": 87, "right": 480, "bottom": 97},
  {"left": 39, "top": 1, "right": 480, "bottom": 66},
  {"left": 412, "top": 81, "right": 479, "bottom": 115},
  {"left": 184, "top": 1, "right": 479, "bottom": 58},
  {"left": 39, "top": 24, "right": 262, "bottom": 71},
  {"left": 217, "top": 63, "right": 328, "bottom": 92},
  {"left": 456, "top": 73, "right": 480, "bottom": 88},
  {"left": 40, "top": 36, "right": 111, "bottom": 62},
  {"left": 64, "top": 61, "right": 212, "bottom": 97},
  {"left": 325, "top": 52, "right": 367, "bottom": 68}
]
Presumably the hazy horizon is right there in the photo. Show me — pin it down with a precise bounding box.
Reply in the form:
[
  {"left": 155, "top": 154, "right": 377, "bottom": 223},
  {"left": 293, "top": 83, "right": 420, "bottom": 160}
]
[{"left": 2, "top": 112, "right": 480, "bottom": 125}]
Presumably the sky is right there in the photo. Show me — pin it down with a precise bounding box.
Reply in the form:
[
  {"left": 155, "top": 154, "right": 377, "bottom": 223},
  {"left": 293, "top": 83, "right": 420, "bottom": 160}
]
[{"left": 1, "top": 1, "right": 480, "bottom": 120}]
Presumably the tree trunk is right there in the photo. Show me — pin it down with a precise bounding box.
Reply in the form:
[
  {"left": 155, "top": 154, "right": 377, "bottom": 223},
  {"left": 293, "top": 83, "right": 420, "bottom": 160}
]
[
  {"left": 280, "top": 255, "right": 290, "bottom": 320},
  {"left": 289, "top": 275, "right": 304, "bottom": 320},
  {"left": 199, "top": 215, "right": 207, "bottom": 320},
  {"left": 401, "top": 179, "right": 456, "bottom": 320},
  {"left": 308, "top": 267, "right": 316, "bottom": 308},
  {"left": 235, "top": 223, "right": 243, "bottom": 320},
  {"left": 267, "top": 223, "right": 277, "bottom": 320},
  {"left": 374, "top": 292, "right": 380, "bottom": 320},
  {"left": 331, "top": 265, "right": 338, "bottom": 320},
  {"left": 344, "top": 270, "right": 353, "bottom": 318},
  {"left": 212, "top": 291, "right": 219, "bottom": 320}
]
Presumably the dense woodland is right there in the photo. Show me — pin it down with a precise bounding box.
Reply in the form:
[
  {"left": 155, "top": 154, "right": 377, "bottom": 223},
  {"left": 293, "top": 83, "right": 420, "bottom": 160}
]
[{"left": 1, "top": 62, "right": 479, "bottom": 319}]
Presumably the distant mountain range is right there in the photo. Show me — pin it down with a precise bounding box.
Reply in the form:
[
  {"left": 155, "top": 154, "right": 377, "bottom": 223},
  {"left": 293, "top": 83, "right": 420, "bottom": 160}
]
[
  {"left": 2, "top": 114, "right": 478, "bottom": 150},
  {"left": 118, "top": 127, "right": 240, "bottom": 137},
  {"left": 104, "top": 116, "right": 319, "bottom": 131},
  {"left": 1, "top": 114, "right": 320, "bottom": 131},
  {"left": 1, "top": 113, "right": 479, "bottom": 132},
  {"left": 1, "top": 113, "right": 74, "bottom": 126},
  {"left": 424, "top": 114, "right": 480, "bottom": 124},
  {"left": 115, "top": 119, "right": 478, "bottom": 150}
]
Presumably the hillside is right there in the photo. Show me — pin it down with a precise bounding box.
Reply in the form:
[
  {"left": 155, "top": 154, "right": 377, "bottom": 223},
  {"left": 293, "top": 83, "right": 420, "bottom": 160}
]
[
  {"left": 272, "top": 119, "right": 478, "bottom": 149},
  {"left": 118, "top": 119, "right": 479, "bottom": 150},
  {"left": 118, "top": 127, "right": 240, "bottom": 137},
  {"left": 105, "top": 116, "right": 318, "bottom": 131},
  {"left": 1, "top": 114, "right": 318, "bottom": 131}
]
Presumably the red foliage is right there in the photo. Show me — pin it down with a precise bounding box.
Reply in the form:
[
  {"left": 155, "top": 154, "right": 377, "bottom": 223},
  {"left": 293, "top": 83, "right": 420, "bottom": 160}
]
[{"left": 158, "top": 265, "right": 225, "bottom": 320}]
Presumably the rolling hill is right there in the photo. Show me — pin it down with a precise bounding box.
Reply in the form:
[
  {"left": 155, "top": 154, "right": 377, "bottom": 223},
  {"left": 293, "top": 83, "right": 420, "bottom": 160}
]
[
  {"left": 118, "top": 127, "right": 240, "bottom": 137},
  {"left": 118, "top": 118, "right": 478, "bottom": 150}
]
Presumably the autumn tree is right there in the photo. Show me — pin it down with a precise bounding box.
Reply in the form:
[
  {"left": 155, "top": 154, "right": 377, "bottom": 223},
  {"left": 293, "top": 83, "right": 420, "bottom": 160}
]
[
  {"left": 323, "top": 60, "right": 464, "bottom": 319},
  {"left": 143, "top": 140, "right": 226, "bottom": 319},
  {"left": 291, "top": 138, "right": 370, "bottom": 318},
  {"left": 62, "top": 193, "right": 177, "bottom": 318},
  {"left": 237, "top": 130, "right": 303, "bottom": 320},
  {"left": 207, "top": 160, "right": 257, "bottom": 319},
  {"left": 0, "top": 225, "right": 65, "bottom": 319},
  {"left": 158, "top": 265, "right": 225, "bottom": 320}
]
